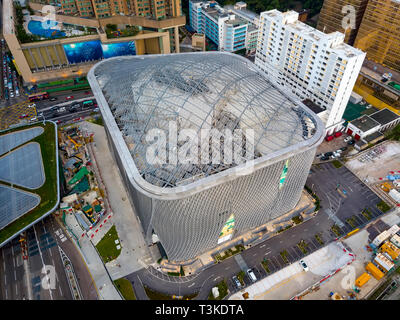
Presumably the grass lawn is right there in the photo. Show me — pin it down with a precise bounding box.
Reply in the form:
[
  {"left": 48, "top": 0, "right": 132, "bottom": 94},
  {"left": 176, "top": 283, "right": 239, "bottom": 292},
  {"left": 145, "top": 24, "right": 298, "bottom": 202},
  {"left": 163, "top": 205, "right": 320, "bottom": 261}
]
[
  {"left": 332, "top": 160, "right": 343, "bottom": 168},
  {"left": 237, "top": 271, "right": 245, "bottom": 285},
  {"left": 144, "top": 286, "right": 198, "bottom": 300},
  {"left": 280, "top": 250, "right": 289, "bottom": 264},
  {"left": 261, "top": 259, "right": 270, "bottom": 273},
  {"left": 114, "top": 278, "right": 136, "bottom": 300},
  {"left": 0, "top": 122, "right": 58, "bottom": 244},
  {"left": 208, "top": 280, "right": 228, "bottom": 300},
  {"left": 297, "top": 240, "right": 309, "bottom": 254},
  {"left": 87, "top": 117, "right": 103, "bottom": 126},
  {"left": 95, "top": 225, "right": 121, "bottom": 263},
  {"left": 292, "top": 215, "right": 303, "bottom": 225},
  {"left": 214, "top": 244, "right": 245, "bottom": 262},
  {"left": 315, "top": 233, "right": 324, "bottom": 245},
  {"left": 377, "top": 200, "right": 391, "bottom": 213}
]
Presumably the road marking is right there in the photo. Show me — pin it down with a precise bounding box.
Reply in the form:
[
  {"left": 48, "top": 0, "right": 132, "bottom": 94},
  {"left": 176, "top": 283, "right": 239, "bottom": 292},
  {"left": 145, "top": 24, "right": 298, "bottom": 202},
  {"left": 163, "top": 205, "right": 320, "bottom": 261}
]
[
  {"left": 260, "top": 244, "right": 266, "bottom": 248},
  {"left": 4, "top": 275, "right": 6, "bottom": 285},
  {"left": 292, "top": 234, "right": 296, "bottom": 237},
  {"left": 33, "top": 225, "right": 53, "bottom": 300},
  {"left": 253, "top": 253, "right": 257, "bottom": 257},
  {"left": 5, "top": 288, "right": 7, "bottom": 299},
  {"left": 14, "top": 270, "right": 16, "bottom": 281},
  {"left": 304, "top": 229, "right": 308, "bottom": 232},
  {"left": 279, "top": 241, "right": 283, "bottom": 243},
  {"left": 213, "top": 276, "right": 221, "bottom": 282},
  {"left": 15, "top": 284, "right": 18, "bottom": 296},
  {"left": 225, "top": 267, "right": 230, "bottom": 270},
  {"left": 188, "top": 283, "right": 195, "bottom": 288},
  {"left": 264, "top": 251, "right": 271, "bottom": 256}
]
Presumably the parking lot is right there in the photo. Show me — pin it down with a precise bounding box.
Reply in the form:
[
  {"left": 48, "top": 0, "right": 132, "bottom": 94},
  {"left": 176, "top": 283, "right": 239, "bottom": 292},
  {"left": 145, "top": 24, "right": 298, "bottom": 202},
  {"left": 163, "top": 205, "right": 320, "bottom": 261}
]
[
  {"left": 308, "top": 162, "right": 384, "bottom": 234},
  {"left": 314, "top": 132, "right": 355, "bottom": 163},
  {"left": 229, "top": 242, "right": 354, "bottom": 300},
  {"left": 0, "top": 100, "right": 37, "bottom": 130},
  {"left": 346, "top": 141, "right": 400, "bottom": 185}
]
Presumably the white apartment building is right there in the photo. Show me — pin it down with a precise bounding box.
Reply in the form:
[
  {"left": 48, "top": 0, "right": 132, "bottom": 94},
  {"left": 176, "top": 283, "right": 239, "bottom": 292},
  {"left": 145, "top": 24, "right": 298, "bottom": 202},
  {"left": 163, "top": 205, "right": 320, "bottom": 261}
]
[{"left": 255, "top": 10, "right": 366, "bottom": 134}]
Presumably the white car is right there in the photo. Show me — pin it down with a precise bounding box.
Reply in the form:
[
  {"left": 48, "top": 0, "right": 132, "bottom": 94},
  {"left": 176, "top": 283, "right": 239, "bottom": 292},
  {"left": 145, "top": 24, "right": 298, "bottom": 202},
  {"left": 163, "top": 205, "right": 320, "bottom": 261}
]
[
  {"left": 344, "top": 136, "right": 352, "bottom": 143},
  {"left": 300, "top": 260, "right": 309, "bottom": 272},
  {"left": 247, "top": 269, "right": 257, "bottom": 282},
  {"left": 30, "top": 117, "right": 38, "bottom": 122}
]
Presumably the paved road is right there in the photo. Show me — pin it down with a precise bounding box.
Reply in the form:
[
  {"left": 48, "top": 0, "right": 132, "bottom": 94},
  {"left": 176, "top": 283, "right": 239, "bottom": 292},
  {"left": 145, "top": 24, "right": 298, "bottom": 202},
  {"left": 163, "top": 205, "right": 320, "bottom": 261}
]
[
  {"left": 0, "top": 215, "right": 98, "bottom": 300},
  {"left": 126, "top": 161, "right": 388, "bottom": 300}
]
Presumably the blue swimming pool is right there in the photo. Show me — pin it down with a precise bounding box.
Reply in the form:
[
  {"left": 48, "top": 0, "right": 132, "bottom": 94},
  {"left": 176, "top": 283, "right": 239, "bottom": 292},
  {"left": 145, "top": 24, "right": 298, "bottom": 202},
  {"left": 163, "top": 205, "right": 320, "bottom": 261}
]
[{"left": 27, "top": 20, "right": 66, "bottom": 39}]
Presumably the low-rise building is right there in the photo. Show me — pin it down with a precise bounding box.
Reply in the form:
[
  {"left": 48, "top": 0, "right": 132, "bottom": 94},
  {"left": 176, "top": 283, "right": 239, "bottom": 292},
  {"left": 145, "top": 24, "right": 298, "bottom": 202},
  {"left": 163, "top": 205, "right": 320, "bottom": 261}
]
[
  {"left": 374, "top": 253, "right": 394, "bottom": 273},
  {"left": 380, "top": 241, "right": 400, "bottom": 261}
]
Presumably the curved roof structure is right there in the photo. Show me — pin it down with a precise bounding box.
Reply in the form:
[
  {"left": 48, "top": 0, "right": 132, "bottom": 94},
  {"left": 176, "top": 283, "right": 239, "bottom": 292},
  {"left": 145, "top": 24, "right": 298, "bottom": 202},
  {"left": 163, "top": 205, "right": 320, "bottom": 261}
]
[{"left": 88, "top": 52, "right": 324, "bottom": 198}]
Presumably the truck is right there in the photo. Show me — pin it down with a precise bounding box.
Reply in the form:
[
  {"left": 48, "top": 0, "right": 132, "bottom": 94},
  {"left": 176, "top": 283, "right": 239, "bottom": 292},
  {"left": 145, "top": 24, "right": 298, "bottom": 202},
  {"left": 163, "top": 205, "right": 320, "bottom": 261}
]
[
  {"left": 355, "top": 272, "right": 370, "bottom": 287},
  {"left": 388, "top": 189, "right": 400, "bottom": 203}
]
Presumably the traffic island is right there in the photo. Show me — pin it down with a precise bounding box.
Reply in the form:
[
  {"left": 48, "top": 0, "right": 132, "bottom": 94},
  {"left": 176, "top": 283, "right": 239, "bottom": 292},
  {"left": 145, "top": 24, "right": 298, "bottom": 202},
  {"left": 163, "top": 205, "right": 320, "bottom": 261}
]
[{"left": 113, "top": 278, "right": 136, "bottom": 300}]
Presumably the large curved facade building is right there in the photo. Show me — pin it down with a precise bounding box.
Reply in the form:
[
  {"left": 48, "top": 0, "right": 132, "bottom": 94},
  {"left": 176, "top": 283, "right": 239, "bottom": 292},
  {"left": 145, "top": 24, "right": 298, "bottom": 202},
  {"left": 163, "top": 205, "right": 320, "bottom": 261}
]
[{"left": 88, "top": 52, "right": 325, "bottom": 262}]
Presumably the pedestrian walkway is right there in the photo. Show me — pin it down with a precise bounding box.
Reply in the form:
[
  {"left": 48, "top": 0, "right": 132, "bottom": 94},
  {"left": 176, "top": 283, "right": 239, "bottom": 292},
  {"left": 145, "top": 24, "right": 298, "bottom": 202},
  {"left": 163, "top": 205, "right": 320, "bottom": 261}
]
[
  {"left": 62, "top": 213, "right": 121, "bottom": 300},
  {"left": 79, "top": 122, "right": 154, "bottom": 280}
]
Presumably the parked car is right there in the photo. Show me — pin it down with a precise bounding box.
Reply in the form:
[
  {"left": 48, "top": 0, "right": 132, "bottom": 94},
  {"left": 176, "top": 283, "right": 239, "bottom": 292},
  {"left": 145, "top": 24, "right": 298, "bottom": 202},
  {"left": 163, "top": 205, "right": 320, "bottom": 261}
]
[
  {"left": 340, "top": 147, "right": 347, "bottom": 151},
  {"left": 348, "top": 140, "right": 355, "bottom": 145},
  {"left": 51, "top": 106, "right": 58, "bottom": 111},
  {"left": 300, "top": 260, "right": 309, "bottom": 272},
  {"left": 325, "top": 135, "right": 334, "bottom": 142},
  {"left": 333, "top": 152, "right": 341, "bottom": 157},
  {"left": 344, "top": 136, "right": 352, "bottom": 143},
  {"left": 84, "top": 90, "right": 91, "bottom": 95},
  {"left": 50, "top": 97, "right": 58, "bottom": 101},
  {"left": 93, "top": 107, "right": 100, "bottom": 112},
  {"left": 324, "top": 151, "right": 333, "bottom": 157},
  {"left": 247, "top": 269, "right": 257, "bottom": 282},
  {"left": 28, "top": 103, "right": 36, "bottom": 108},
  {"left": 232, "top": 276, "right": 242, "bottom": 288},
  {"left": 30, "top": 117, "right": 38, "bottom": 122},
  {"left": 65, "top": 95, "right": 74, "bottom": 100},
  {"left": 19, "top": 113, "right": 29, "bottom": 119},
  {"left": 316, "top": 153, "right": 323, "bottom": 158},
  {"left": 320, "top": 156, "right": 329, "bottom": 161},
  {"left": 57, "top": 107, "right": 66, "bottom": 113},
  {"left": 335, "top": 149, "right": 343, "bottom": 154}
]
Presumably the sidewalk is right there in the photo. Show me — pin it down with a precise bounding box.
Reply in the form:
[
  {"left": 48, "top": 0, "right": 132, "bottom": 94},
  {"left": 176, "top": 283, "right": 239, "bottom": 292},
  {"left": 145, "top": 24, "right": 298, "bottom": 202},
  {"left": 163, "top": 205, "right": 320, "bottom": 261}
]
[
  {"left": 79, "top": 121, "right": 154, "bottom": 280},
  {"left": 62, "top": 213, "right": 122, "bottom": 300}
]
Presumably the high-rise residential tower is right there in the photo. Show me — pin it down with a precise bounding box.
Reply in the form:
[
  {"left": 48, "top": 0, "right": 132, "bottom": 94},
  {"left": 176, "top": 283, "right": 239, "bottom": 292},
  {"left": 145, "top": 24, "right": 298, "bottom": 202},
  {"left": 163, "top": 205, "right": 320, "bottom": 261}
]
[
  {"left": 317, "top": 0, "right": 369, "bottom": 46},
  {"left": 255, "top": 10, "right": 366, "bottom": 134},
  {"left": 354, "top": 0, "right": 400, "bottom": 73}
]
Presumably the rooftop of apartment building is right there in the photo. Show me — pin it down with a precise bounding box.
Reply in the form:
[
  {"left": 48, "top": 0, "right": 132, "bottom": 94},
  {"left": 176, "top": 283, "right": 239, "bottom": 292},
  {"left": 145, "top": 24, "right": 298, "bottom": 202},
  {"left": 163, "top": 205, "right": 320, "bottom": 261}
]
[
  {"left": 262, "top": 9, "right": 365, "bottom": 59},
  {"left": 224, "top": 4, "right": 260, "bottom": 22}
]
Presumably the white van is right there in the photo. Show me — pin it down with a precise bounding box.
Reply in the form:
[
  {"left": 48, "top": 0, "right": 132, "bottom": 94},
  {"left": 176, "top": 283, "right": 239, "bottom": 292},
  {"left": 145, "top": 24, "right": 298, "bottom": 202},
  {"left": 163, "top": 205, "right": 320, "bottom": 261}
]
[{"left": 247, "top": 269, "right": 257, "bottom": 282}]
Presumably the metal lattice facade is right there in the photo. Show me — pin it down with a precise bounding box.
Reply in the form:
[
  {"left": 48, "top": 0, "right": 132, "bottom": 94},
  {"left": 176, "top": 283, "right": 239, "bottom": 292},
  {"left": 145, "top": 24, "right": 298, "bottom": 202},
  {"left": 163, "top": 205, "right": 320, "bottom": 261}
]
[{"left": 88, "top": 52, "right": 325, "bottom": 262}]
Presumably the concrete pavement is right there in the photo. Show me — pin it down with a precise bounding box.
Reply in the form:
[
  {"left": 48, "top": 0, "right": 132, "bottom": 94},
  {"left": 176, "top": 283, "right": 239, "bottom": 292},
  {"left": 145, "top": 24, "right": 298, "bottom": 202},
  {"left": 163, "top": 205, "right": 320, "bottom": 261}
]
[{"left": 79, "top": 121, "right": 154, "bottom": 279}]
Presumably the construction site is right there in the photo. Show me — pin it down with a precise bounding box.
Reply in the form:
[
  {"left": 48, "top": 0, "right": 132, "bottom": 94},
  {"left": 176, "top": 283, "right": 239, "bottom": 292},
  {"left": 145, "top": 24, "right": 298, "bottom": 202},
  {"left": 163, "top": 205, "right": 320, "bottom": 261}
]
[{"left": 57, "top": 125, "right": 106, "bottom": 233}]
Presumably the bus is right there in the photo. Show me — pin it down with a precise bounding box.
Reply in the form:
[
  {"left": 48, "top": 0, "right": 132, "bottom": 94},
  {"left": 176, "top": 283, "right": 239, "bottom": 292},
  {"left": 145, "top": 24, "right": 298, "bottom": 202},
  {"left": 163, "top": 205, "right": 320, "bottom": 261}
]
[
  {"left": 28, "top": 92, "right": 49, "bottom": 102},
  {"left": 82, "top": 100, "right": 94, "bottom": 107}
]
